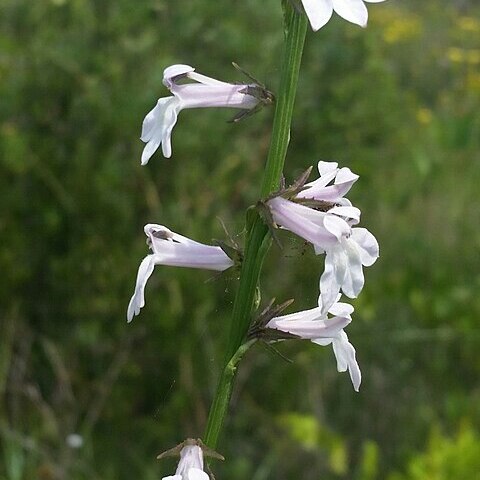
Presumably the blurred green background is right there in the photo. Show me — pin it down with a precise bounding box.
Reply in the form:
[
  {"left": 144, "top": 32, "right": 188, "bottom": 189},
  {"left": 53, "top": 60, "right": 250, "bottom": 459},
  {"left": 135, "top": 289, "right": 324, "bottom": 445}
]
[{"left": 1, "top": 0, "right": 480, "bottom": 478}]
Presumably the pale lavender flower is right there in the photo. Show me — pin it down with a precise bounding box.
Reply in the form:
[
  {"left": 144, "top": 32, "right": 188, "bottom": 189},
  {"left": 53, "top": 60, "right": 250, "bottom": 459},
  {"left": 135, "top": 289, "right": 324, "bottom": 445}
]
[
  {"left": 301, "top": 0, "right": 387, "bottom": 32},
  {"left": 127, "top": 224, "right": 234, "bottom": 322},
  {"left": 266, "top": 161, "right": 378, "bottom": 312},
  {"left": 266, "top": 297, "right": 353, "bottom": 340},
  {"left": 267, "top": 297, "right": 361, "bottom": 391},
  {"left": 162, "top": 444, "right": 209, "bottom": 480},
  {"left": 141, "top": 64, "right": 260, "bottom": 163}
]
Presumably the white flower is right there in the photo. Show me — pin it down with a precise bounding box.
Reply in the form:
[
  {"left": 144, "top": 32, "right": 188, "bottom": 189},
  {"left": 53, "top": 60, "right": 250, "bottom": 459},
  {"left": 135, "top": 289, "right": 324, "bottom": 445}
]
[
  {"left": 267, "top": 169, "right": 378, "bottom": 312},
  {"left": 267, "top": 298, "right": 361, "bottom": 391},
  {"left": 127, "top": 224, "right": 234, "bottom": 322},
  {"left": 163, "top": 444, "right": 209, "bottom": 480},
  {"left": 267, "top": 160, "right": 360, "bottom": 246},
  {"left": 266, "top": 297, "right": 353, "bottom": 340},
  {"left": 296, "top": 160, "right": 358, "bottom": 203},
  {"left": 141, "top": 64, "right": 261, "bottom": 163},
  {"left": 301, "top": 0, "right": 387, "bottom": 31}
]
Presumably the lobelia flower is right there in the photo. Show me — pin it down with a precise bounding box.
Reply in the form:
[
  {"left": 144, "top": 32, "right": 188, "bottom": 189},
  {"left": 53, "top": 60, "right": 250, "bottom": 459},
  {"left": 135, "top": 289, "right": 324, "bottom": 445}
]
[
  {"left": 266, "top": 296, "right": 353, "bottom": 340},
  {"left": 266, "top": 162, "right": 379, "bottom": 312},
  {"left": 140, "top": 64, "right": 264, "bottom": 163},
  {"left": 127, "top": 224, "right": 234, "bottom": 322},
  {"left": 162, "top": 444, "right": 209, "bottom": 480},
  {"left": 301, "top": 0, "right": 387, "bottom": 32},
  {"left": 266, "top": 297, "right": 361, "bottom": 391}
]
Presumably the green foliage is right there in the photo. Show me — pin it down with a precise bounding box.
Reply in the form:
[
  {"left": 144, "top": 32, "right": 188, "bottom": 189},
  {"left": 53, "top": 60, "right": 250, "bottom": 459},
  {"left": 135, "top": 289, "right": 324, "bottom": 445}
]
[
  {"left": 358, "top": 441, "right": 379, "bottom": 480},
  {"left": 389, "top": 424, "right": 480, "bottom": 480},
  {"left": 0, "top": 0, "right": 479, "bottom": 479},
  {"left": 278, "top": 412, "right": 347, "bottom": 475}
]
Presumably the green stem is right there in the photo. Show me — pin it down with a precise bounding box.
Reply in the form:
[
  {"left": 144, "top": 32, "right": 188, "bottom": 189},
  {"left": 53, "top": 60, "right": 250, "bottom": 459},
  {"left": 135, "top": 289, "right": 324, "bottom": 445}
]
[
  {"left": 226, "top": 4, "right": 308, "bottom": 361},
  {"left": 203, "top": 339, "right": 257, "bottom": 447},
  {"left": 203, "top": 4, "right": 308, "bottom": 448},
  {"left": 260, "top": 5, "right": 309, "bottom": 197}
]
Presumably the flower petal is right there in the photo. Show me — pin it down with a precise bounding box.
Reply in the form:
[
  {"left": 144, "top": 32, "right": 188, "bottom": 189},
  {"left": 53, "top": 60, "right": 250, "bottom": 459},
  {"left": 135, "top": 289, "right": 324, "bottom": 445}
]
[
  {"left": 328, "top": 300, "right": 354, "bottom": 318},
  {"left": 332, "top": 0, "right": 368, "bottom": 27},
  {"left": 351, "top": 227, "right": 379, "bottom": 266},
  {"left": 310, "top": 161, "right": 339, "bottom": 189},
  {"left": 187, "top": 70, "right": 229, "bottom": 87},
  {"left": 342, "top": 239, "right": 364, "bottom": 298},
  {"left": 320, "top": 246, "right": 347, "bottom": 313},
  {"left": 154, "top": 244, "right": 233, "bottom": 270},
  {"left": 160, "top": 100, "right": 180, "bottom": 159},
  {"left": 302, "top": 0, "right": 334, "bottom": 31},
  {"left": 163, "top": 64, "right": 195, "bottom": 88},
  {"left": 268, "top": 305, "right": 325, "bottom": 325},
  {"left": 127, "top": 255, "right": 156, "bottom": 322},
  {"left": 318, "top": 160, "right": 339, "bottom": 176},
  {"left": 272, "top": 315, "right": 350, "bottom": 339},
  {"left": 312, "top": 337, "right": 333, "bottom": 347},
  {"left": 141, "top": 135, "right": 162, "bottom": 166},
  {"left": 329, "top": 206, "right": 361, "bottom": 224},
  {"left": 173, "top": 84, "right": 258, "bottom": 109},
  {"left": 300, "top": 164, "right": 359, "bottom": 202},
  {"left": 145, "top": 224, "right": 202, "bottom": 249},
  {"left": 335, "top": 166, "right": 359, "bottom": 186},
  {"left": 323, "top": 214, "right": 351, "bottom": 240},
  {"left": 140, "top": 97, "right": 180, "bottom": 163},
  {"left": 177, "top": 446, "right": 204, "bottom": 474},
  {"left": 141, "top": 97, "right": 171, "bottom": 141},
  {"left": 187, "top": 469, "right": 210, "bottom": 480},
  {"left": 332, "top": 331, "right": 361, "bottom": 391}
]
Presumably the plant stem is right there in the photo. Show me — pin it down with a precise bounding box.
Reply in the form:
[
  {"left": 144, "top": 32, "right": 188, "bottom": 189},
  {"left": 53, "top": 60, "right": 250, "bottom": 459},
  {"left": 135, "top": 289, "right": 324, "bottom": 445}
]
[
  {"left": 203, "top": 4, "right": 308, "bottom": 449},
  {"left": 226, "top": 4, "right": 308, "bottom": 362},
  {"left": 203, "top": 339, "right": 257, "bottom": 447},
  {"left": 260, "top": 4, "right": 309, "bottom": 197}
]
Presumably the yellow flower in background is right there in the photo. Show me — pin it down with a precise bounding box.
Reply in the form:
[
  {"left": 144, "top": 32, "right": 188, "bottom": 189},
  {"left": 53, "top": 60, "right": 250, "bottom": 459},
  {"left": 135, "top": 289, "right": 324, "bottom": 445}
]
[
  {"left": 456, "top": 16, "right": 480, "bottom": 32},
  {"left": 447, "top": 47, "right": 465, "bottom": 63},
  {"left": 466, "top": 50, "right": 480, "bottom": 65},
  {"left": 372, "top": 7, "right": 423, "bottom": 43},
  {"left": 447, "top": 48, "right": 480, "bottom": 65},
  {"left": 467, "top": 73, "right": 480, "bottom": 93},
  {"left": 383, "top": 16, "right": 422, "bottom": 44},
  {"left": 416, "top": 108, "right": 433, "bottom": 125}
]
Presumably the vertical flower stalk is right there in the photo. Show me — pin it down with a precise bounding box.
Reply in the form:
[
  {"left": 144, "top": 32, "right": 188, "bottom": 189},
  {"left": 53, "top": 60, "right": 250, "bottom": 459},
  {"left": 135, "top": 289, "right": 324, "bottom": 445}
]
[
  {"left": 203, "top": 3, "right": 308, "bottom": 449},
  {"left": 227, "top": 3, "right": 309, "bottom": 361}
]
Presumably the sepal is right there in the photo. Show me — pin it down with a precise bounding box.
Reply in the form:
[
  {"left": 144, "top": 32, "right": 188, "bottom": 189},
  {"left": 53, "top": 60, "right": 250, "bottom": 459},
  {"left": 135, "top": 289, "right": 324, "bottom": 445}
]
[
  {"left": 214, "top": 240, "right": 243, "bottom": 266},
  {"left": 229, "top": 62, "right": 274, "bottom": 123},
  {"left": 255, "top": 200, "right": 282, "bottom": 248},
  {"left": 157, "top": 438, "right": 224, "bottom": 461},
  {"left": 248, "top": 298, "right": 296, "bottom": 339}
]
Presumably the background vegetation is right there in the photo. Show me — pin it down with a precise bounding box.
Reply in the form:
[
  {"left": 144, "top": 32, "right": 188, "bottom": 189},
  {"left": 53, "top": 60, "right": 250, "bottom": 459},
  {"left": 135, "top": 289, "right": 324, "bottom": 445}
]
[{"left": 1, "top": 0, "right": 479, "bottom": 478}]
